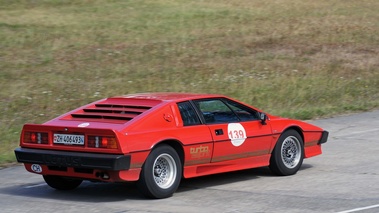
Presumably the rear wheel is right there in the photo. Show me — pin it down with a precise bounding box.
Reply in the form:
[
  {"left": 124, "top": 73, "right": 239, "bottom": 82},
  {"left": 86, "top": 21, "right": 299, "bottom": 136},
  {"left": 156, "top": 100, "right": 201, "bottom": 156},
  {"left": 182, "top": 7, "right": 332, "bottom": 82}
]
[
  {"left": 269, "top": 130, "right": 304, "bottom": 176},
  {"left": 137, "top": 145, "right": 182, "bottom": 199},
  {"left": 43, "top": 175, "right": 83, "bottom": 190}
]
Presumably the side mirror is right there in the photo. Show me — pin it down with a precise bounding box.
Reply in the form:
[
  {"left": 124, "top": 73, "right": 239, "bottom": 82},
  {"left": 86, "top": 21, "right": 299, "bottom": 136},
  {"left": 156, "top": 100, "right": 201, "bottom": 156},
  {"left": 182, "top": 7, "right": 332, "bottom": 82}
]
[{"left": 259, "top": 112, "right": 267, "bottom": 125}]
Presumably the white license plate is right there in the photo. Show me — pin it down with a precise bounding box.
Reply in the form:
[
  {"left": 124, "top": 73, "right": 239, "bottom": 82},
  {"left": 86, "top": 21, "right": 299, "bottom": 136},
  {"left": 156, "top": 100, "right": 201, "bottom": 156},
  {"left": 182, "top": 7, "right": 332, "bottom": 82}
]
[{"left": 53, "top": 134, "right": 85, "bottom": 145}]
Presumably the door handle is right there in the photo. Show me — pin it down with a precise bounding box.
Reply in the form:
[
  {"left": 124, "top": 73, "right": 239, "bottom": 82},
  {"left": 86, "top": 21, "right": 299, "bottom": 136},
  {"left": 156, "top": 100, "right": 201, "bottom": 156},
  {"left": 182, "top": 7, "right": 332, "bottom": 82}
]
[{"left": 215, "top": 129, "right": 224, "bottom": 135}]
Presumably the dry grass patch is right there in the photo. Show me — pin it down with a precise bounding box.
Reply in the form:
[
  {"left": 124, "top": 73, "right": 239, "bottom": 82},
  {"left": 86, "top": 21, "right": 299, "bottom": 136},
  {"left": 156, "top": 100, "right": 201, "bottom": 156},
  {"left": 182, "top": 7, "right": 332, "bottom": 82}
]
[{"left": 0, "top": 0, "right": 378, "bottom": 163}]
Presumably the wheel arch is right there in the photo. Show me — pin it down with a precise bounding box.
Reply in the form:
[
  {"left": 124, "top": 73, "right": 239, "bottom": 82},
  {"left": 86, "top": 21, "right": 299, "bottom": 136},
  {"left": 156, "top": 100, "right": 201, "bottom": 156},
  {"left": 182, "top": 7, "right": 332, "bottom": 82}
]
[
  {"left": 152, "top": 139, "right": 185, "bottom": 167},
  {"left": 283, "top": 126, "right": 304, "bottom": 144}
]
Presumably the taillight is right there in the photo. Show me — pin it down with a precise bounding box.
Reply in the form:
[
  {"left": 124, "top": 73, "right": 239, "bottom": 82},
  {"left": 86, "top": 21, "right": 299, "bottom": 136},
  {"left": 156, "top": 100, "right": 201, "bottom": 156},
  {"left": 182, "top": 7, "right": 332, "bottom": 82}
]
[
  {"left": 24, "top": 132, "right": 49, "bottom": 144},
  {"left": 87, "top": 136, "right": 118, "bottom": 149}
]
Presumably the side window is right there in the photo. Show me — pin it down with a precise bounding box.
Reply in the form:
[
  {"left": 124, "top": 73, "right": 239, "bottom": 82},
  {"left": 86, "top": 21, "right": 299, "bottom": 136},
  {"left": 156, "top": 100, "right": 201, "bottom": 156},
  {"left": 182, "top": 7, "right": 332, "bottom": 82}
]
[
  {"left": 177, "top": 102, "right": 201, "bottom": 126},
  {"left": 194, "top": 99, "right": 239, "bottom": 124},
  {"left": 224, "top": 99, "right": 260, "bottom": 121}
]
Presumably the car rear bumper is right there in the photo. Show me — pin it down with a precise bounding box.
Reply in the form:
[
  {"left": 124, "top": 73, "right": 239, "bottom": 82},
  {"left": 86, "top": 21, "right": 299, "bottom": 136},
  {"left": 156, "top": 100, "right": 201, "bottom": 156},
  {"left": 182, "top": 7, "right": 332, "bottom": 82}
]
[{"left": 14, "top": 147, "right": 130, "bottom": 171}]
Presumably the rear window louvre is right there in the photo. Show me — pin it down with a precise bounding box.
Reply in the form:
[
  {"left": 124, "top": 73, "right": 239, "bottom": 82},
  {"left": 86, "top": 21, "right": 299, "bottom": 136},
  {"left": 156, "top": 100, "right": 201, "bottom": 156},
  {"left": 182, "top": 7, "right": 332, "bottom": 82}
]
[
  {"left": 95, "top": 104, "right": 151, "bottom": 110},
  {"left": 83, "top": 108, "right": 142, "bottom": 115},
  {"left": 71, "top": 113, "right": 135, "bottom": 121},
  {"left": 68, "top": 101, "right": 155, "bottom": 123}
]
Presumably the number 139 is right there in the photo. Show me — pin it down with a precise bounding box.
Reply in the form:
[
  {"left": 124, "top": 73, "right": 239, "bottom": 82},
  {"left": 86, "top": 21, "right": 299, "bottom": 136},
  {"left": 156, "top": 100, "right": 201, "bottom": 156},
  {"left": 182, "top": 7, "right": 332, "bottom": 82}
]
[{"left": 228, "top": 130, "right": 245, "bottom": 139}]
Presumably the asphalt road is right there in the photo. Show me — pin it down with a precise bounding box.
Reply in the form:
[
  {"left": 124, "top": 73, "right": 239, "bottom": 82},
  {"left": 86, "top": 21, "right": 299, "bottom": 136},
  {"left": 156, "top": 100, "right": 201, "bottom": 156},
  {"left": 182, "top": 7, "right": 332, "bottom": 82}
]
[{"left": 1, "top": 110, "right": 378, "bottom": 213}]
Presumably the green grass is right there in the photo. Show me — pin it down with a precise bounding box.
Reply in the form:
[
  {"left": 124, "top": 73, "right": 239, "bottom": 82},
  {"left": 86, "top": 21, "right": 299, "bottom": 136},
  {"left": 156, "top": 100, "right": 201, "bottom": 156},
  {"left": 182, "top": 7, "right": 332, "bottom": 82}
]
[{"left": 1, "top": 0, "right": 378, "bottom": 164}]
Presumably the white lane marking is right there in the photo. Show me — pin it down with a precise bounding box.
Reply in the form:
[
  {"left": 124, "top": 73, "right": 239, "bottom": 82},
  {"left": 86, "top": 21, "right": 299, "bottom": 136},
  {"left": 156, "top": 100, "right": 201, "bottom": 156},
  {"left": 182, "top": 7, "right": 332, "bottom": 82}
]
[
  {"left": 24, "top": 183, "right": 47, "bottom": 189},
  {"left": 336, "top": 204, "right": 379, "bottom": 213}
]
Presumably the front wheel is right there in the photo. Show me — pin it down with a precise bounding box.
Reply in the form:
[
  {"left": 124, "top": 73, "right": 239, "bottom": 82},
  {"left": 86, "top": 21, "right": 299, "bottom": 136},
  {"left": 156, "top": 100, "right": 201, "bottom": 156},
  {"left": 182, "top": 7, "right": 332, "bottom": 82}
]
[
  {"left": 137, "top": 145, "right": 182, "bottom": 199},
  {"left": 269, "top": 130, "right": 304, "bottom": 176},
  {"left": 43, "top": 175, "right": 83, "bottom": 190}
]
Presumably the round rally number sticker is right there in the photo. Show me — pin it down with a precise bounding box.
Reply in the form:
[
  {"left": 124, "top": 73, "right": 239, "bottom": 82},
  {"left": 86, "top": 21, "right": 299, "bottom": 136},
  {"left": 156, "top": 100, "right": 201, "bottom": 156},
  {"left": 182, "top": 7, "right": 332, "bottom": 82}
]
[{"left": 227, "top": 123, "right": 247, "bottom": 146}]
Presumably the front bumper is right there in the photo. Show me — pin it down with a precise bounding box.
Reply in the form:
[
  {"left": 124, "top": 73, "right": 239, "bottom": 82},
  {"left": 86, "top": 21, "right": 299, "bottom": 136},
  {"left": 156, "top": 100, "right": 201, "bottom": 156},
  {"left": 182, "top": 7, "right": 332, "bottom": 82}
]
[
  {"left": 318, "top": 131, "right": 329, "bottom": 145},
  {"left": 14, "top": 147, "right": 130, "bottom": 171}
]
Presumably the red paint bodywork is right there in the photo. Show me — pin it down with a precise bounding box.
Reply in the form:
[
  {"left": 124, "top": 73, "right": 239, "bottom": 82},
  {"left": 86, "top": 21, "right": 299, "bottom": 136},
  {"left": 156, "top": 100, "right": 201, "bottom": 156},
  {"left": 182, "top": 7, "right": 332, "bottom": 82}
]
[{"left": 15, "top": 93, "right": 328, "bottom": 182}]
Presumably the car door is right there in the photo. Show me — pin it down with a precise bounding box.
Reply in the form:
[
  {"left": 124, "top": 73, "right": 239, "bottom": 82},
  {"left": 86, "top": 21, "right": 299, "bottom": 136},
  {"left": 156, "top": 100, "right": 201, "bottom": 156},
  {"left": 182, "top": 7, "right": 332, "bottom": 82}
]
[
  {"left": 176, "top": 101, "right": 214, "bottom": 166},
  {"left": 193, "top": 98, "right": 273, "bottom": 163}
]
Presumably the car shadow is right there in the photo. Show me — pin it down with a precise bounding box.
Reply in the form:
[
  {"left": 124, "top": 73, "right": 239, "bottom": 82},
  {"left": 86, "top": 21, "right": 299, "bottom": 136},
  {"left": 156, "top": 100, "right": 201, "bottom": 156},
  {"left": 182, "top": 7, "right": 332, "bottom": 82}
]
[
  {"left": 177, "top": 167, "right": 272, "bottom": 193},
  {"left": 0, "top": 164, "right": 313, "bottom": 202},
  {"left": 177, "top": 163, "right": 313, "bottom": 193}
]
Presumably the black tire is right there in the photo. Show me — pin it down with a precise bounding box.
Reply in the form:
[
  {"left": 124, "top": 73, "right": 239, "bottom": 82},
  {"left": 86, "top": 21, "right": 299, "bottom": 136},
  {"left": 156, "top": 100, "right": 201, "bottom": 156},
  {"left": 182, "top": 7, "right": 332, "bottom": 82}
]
[
  {"left": 43, "top": 175, "right": 83, "bottom": 190},
  {"left": 269, "top": 130, "right": 304, "bottom": 176},
  {"left": 137, "top": 145, "right": 182, "bottom": 199}
]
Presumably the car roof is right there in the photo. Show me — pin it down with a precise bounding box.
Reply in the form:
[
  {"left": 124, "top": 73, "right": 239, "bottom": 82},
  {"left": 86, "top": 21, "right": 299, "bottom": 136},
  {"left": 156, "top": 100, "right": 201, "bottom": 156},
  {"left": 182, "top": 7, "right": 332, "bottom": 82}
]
[{"left": 112, "top": 92, "right": 226, "bottom": 102}]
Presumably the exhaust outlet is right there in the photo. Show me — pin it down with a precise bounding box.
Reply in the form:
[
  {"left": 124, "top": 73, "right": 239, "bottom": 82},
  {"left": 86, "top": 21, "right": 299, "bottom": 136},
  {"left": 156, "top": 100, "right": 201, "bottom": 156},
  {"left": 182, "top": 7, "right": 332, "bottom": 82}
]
[{"left": 95, "top": 172, "right": 110, "bottom": 180}]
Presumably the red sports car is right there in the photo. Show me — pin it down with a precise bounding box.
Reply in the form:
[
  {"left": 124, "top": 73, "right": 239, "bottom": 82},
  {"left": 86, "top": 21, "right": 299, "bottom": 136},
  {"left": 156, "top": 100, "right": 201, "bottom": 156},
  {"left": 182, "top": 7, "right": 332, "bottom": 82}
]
[{"left": 15, "top": 93, "right": 328, "bottom": 198}]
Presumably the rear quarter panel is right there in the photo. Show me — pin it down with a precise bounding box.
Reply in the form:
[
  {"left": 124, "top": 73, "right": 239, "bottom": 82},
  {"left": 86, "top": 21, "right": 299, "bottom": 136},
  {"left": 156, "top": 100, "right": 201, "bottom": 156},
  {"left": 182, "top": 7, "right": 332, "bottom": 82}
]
[{"left": 120, "top": 103, "right": 212, "bottom": 152}]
